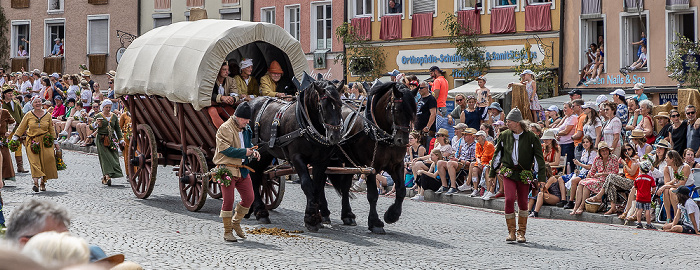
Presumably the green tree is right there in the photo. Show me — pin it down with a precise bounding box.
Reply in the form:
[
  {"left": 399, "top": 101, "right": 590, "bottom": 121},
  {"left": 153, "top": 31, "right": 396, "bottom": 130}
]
[
  {"left": 666, "top": 34, "right": 700, "bottom": 88},
  {"left": 335, "top": 23, "right": 386, "bottom": 82},
  {"left": 441, "top": 12, "right": 489, "bottom": 83},
  {"left": 0, "top": 6, "right": 9, "bottom": 70},
  {"left": 513, "top": 43, "right": 557, "bottom": 100}
]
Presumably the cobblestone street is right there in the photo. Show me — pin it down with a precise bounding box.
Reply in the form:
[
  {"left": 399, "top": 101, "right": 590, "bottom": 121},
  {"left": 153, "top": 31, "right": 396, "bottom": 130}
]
[{"left": 2, "top": 150, "right": 696, "bottom": 269}]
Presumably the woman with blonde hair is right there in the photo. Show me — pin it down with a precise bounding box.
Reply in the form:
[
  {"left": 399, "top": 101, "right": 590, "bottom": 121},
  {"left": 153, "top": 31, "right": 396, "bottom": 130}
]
[
  {"left": 12, "top": 96, "right": 59, "bottom": 192},
  {"left": 21, "top": 231, "right": 90, "bottom": 269}
]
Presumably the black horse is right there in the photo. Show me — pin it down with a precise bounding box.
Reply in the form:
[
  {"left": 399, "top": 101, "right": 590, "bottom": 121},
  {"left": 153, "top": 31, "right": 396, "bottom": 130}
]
[
  {"left": 326, "top": 81, "right": 417, "bottom": 234},
  {"left": 247, "top": 80, "right": 343, "bottom": 231}
]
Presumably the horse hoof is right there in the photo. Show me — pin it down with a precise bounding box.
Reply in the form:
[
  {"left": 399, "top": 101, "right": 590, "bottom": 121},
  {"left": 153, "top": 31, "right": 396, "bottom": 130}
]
[
  {"left": 321, "top": 216, "right": 331, "bottom": 225},
  {"left": 342, "top": 218, "right": 357, "bottom": 226},
  {"left": 369, "top": 226, "right": 386, "bottom": 234},
  {"left": 243, "top": 213, "right": 251, "bottom": 219},
  {"left": 305, "top": 223, "right": 322, "bottom": 232},
  {"left": 384, "top": 205, "right": 402, "bottom": 224},
  {"left": 257, "top": 217, "right": 271, "bottom": 224}
]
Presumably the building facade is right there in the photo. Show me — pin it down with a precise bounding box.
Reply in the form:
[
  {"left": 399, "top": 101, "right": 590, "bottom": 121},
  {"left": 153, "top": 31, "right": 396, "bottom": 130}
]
[
  {"left": 139, "top": 0, "right": 253, "bottom": 35},
  {"left": 252, "top": 0, "right": 345, "bottom": 81},
  {"left": 562, "top": 0, "right": 697, "bottom": 105},
  {"left": 3, "top": 0, "right": 138, "bottom": 86},
  {"left": 345, "top": 0, "right": 562, "bottom": 91}
]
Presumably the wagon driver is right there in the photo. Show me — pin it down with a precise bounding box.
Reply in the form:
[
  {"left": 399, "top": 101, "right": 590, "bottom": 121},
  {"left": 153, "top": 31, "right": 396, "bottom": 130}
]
[
  {"left": 214, "top": 102, "right": 259, "bottom": 242},
  {"left": 489, "top": 108, "right": 546, "bottom": 243}
]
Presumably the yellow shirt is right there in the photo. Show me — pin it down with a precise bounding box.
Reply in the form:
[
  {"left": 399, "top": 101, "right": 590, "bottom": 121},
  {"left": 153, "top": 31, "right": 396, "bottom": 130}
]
[{"left": 259, "top": 74, "right": 278, "bottom": 97}]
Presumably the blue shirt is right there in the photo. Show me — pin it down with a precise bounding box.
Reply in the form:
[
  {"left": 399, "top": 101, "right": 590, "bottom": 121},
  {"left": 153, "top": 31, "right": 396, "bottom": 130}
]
[
  {"left": 616, "top": 104, "right": 628, "bottom": 126},
  {"left": 51, "top": 43, "right": 62, "bottom": 55},
  {"left": 633, "top": 93, "right": 648, "bottom": 101}
]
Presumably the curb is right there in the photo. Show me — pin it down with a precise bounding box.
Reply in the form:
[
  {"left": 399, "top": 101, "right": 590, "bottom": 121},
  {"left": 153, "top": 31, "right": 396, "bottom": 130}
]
[
  {"left": 60, "top": 141, "right": 99, "bottom": 154},
  {"left": 405, "top": 188, "right": 663, "bottom": 229}
]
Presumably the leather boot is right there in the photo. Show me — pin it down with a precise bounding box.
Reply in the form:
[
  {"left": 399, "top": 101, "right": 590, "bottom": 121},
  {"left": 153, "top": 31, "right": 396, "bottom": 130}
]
[
  {"left": 15, "top": 156, "right": 27, "bottom": 173},
  {"left": 232, "top": 203, "right": 250, "bottom": 238},
  {"left": 505, "top": 213, "right": 516, "bottom": 242},
  {"left": 220, "top": 210, "right": 236, "bottom": 242},
  {"left": 517, "top": 210, "right": 528, "bottom": 243}
]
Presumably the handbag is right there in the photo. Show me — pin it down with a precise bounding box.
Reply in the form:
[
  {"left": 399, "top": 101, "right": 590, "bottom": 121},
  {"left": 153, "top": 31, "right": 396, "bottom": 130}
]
[{"left": 102, "top": 134, "right": 111, "bottom": 147}]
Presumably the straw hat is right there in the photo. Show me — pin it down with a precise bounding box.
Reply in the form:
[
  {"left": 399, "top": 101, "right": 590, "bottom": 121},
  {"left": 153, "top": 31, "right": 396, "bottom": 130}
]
[
  {"left": 653, "top": 139, "right": 671, "bottom": 149},
  {"left": 540, "top": 129, "right": 556, "bottom": 140},
  {"left": 81, "top": 70, "right": 92, "bottom": 77},
  {"left": 463, "top": 128, "right": 477, "bottom": 135},
  {"left": 654, "top": 112, "right": 670, "bottom": 119},
  {"left": 453, "top": 123, "right": 468, "bottom": 130},
  {"left": 107, "top": 70, "right": 116, "bottom": 78},
  {"left": 475, "top": 130, "right": 487, "bottom": 137},
  {"left": 629, "top": 129, "right": 645, "bottom": 139},
  {"left": 436, "top": 128, "right": 449, "bottom": 137},
  {"left": 597, "top": 141, "right": 611, "bottom": 151},
  {"left": 268, "top": 61, "right": 283, "bottom": 74}
]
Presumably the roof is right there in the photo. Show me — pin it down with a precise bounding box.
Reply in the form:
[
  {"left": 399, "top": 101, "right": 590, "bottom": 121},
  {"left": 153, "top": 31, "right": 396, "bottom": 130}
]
[
  {"left": 114, "top": 19, "right": 308, "bottom": 110},
  {"left": 447, "top": 72, "right": 520, "bottom": 100}
]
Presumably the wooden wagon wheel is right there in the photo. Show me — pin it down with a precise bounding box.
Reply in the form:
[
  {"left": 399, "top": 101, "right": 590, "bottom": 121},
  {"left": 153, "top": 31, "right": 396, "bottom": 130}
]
[
  {"left": 179, "top": 147, "right": 209, "bottom": 212},
  {"left": 127, "top": 124, "right": 158, "bottom": 199},
  {"left": 207, "top": 177, "right": 222, "bottom": 199},
  {"left": 261, "top": 174, "right": 285, "bottom": 210}
]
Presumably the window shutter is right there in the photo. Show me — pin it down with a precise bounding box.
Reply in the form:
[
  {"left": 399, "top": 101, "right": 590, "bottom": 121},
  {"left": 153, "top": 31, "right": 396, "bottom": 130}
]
[
  {"left": 413, "top": 0, "right": 435, "bottom": 14},
  {"left": 154, "top": 17, "right": 172, "bottom": 28},
  {"left": 89, "top": 19, "right": 109, "bottom": 54}
]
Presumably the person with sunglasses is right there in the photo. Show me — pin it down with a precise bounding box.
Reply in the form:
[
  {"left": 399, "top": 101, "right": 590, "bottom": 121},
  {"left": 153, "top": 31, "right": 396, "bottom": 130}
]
[
  {"left": 668, "top": 109, "right": 688, "bottom": 154},
  {"left": 415, "top": 81, "right": 437, "bottom": 148},
  {"left": 684, "top": 105, "right": 700, "bottom": 159},
  {"left": 448, "top": 94, "right": 466, "bottom": 126},
  {"left": 655, "top": 112, "right": 672, "bottom": 142}
]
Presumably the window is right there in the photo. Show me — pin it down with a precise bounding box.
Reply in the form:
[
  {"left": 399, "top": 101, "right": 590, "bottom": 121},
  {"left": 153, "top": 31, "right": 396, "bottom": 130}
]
[
  {"left": 154, "top": 0, "right": 171, "bottom": 11},
  {"left": 88, "top": 15, "right": 109, "bottom": 55},
  {"left": 579, "top": 17, "right": 605, "bottom": 71},
  {"left": 313, "top": 3, "right": 332, "bottom": 50},
  {"left": 11, "top": 21, "right": 30, "bottom": 58},
  {"left": 666, "top": 7, "right": 697, "bottom": 63},
  {"left": 619, "top": 12, "right": 648, "bottom": 69},
  {"left": 220, "top": 8, "right": 241, "bottom": 20},
  {"left": 527, "top": 0, "right": 554, "bottom": 9},
  {"left": 624, "top": 0, "right": 643, "bottom": 12},
  {"left": 581, "top": 0, "right": 601, "bottom": 15},
  {"left": 354, "top": 0, "right": 372, "bottom": 17},
  {"left": 285, "top": 5, "right": 300, "bottom": 40},
  {"left": 44, "top": 19, "right": 65, "bottom": 56},
  {"left": 493, "top": 0, "right": 517, "bottom": 8},
  {"left": 261, "top": 7, "right": 275, "bottom": 24},
  {"left": 48, "top": 0, "right": 64, "bottom": 13},
  {"left": 411, "top": 0, "right": 436, "bottom": 17},
  {"left": 153, "top": 13, "right": 172, "bottom": 28},
  {"left": 383, "top": 0, "right": 403, "bottom": 15},
  {"left": 456, "top": 0, "right": 485, "bottom": 14}
]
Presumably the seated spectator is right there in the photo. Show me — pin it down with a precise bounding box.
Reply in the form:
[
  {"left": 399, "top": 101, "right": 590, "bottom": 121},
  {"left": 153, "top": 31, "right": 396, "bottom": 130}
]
[
  {"left": 529, "top": 164, "right": 564, "bottom": 217},
  {"left": 439, "top": 128, "right": 475, "bottom": 195},
  {"left": 657, "top": 150, "right": 691, "bottom": 223},
  {"left": 662, "top": 186, "right": 700, "bottom": 234},
  {"left": 577, "top": 43, "right": 598, "bottom": 86},
  {"left": 480, "top": 123, "right": 495, "bottom": 143},
  {"left": 655, "top": 112, "right": 672, "bottom": 143},
  {"left": 570, "top": 141, "right": 620, "bottom": 215},
  {"left": 448, "top": 94, "right": 465, "bottom": 126},
  {"left": 413, "top": 128, "right": 450, "bottom": 174},
  {"left": 586, "top": 142, "right": 639, "bottom": 215},
  {"left": 544, "top": 105, "right": 561, "bottom": 128},
  {"left": 21, "top": 231, "right": 90, "bottom": 269},
  {"left": 585, "top": 44, "right": 604, "bottom": 85},
  {"left": 469, "top": 130, "right": 494, "bottom": 199},
  {"left": 529, "top": 122, "right": 543, "bottom": 139},
  {"left": 51, "top": 96, "right": 65, "bottom": 118},
  {"left": 540, "top": 129, "right": 561, "bottom": 168},
  {"left": 624, "top": 45, "right": 647, "bottom": 72},
  {"left": 563, "top": 135, "right": 598, "bottom": 209},
  {"left": 5, "top": 199, "right": 70, "bottom": 247},
  {"left": 634, "top": 100, "right": 655, "bottom": 144},
  {"left": 684, "top": 148, "right": 700, "bottom": 169},
  {"left": 484, "top": 102, "right": 504, "bottom": 125},
  {"left": 376, "top": 171, "right": 394, "bottom": 195},
  {"left": 411, "top": 148, "right": 443, "bottom": 201},
  {"left": 405, "top": 132, "right": 427, "bottom": 186}
]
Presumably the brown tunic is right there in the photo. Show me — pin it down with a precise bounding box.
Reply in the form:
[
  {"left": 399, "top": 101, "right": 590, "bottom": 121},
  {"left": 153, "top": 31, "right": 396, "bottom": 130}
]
[{"left": 0, "top": 109, "right": 15, "bottom": 179}]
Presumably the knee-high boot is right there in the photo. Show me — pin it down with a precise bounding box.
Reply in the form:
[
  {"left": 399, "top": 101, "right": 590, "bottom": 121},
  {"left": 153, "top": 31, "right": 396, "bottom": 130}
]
[
  {"left": 220, "top": 210, "right": 236, "bottom": 242},
  {"left": 15, "top": 156, "right": 27, "bottom": 173},
  {"left": 232, "top": 203, "right": 250, "bottom": 238},
  {"left": 517, "top": 210, "right": 528, "bottom": 243},
  {"left": 505, "top": 213, "right": 516, "bottom": 242}
]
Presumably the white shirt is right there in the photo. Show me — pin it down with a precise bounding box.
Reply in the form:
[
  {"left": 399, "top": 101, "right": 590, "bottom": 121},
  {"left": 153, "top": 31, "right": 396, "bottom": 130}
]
[
  {"left": 638, "top": 52, "right": 647, "bottom": 62},
  {"left": 66, "top": 85, "right": 79, "bottom": 101},
  {"left": 81, "top": 89, "right": 93, "bottom": 104},
  {"left": 582, "top": 117, "right": 603, "bottom": 141},
  {"left": 32, "top": 79, "right": 42, "bottom": 95},
  {"left": 512, "top": 131, "right": 523, "bottom": 165},
  {"left": 20, "top": 80, "right": 32, "bottom": 95},
  {"left": 238, "top": 131, "right": 245, "bottom": 150}
]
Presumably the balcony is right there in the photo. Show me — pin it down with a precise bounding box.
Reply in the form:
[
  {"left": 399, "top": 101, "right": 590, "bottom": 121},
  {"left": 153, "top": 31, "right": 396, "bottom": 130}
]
[
  {"left": 11, "top": 58, "right": 28, "bottom": 72},
  {"left": 88, "top": 54, "right": 107, "bottom": 75},
  {"left": 43, "top": 57, "right": 63, "bottom": 75}
]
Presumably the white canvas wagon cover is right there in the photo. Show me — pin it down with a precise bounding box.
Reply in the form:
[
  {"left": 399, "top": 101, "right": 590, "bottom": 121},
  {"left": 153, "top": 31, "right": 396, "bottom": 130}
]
[{"left": 114, "top": 19, "right": 308, "bottom": 110}]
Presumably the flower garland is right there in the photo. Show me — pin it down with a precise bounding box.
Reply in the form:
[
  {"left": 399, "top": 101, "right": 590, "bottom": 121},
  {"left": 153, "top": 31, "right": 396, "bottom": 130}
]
[
  {"left": 210, "top": 167, "right": 234, "bottom": 187},
  {"left": 499, "top": 167, "right": 536, "bottom": 184},
  {"left": 123, "top": 123, "right": 133, "bottom": 141},
  {"left": 55, "top": 155, "right": 67, "bottom": 170},
  {"left": 8, "top": 140, "right": 20, "bottom": 152},
  {"left": 0, "top": 137, "right": 7, "bottom": 148},
  {"left": 30, "top": 140, "right": 40, "bottom": 154},
  {"left": 43, "top": 135, "right": 54, "bottom": 148},
  {"left": 674, "top": 170, "right": 685, "bottom": 181},
  {"left": 108, "top": 137, "right": 118, "bottom": 151}
]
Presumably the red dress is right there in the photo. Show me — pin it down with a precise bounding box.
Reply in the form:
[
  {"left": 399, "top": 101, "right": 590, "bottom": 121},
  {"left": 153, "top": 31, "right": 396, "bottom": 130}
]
[{"left": 580, "top": 155, "right": 620, "bottom": 193}]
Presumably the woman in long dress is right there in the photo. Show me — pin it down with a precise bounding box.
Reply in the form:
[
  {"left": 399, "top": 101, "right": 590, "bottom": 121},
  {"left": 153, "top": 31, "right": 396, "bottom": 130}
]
[
  {"left": 94, "top": 100, "right": 124, "bottom": 186},
  {"left": 13, "top": 97, "right": 59, "bottom": 192},
  {"left": 0, "top": 108, "right": 15, "bottom": 181}
]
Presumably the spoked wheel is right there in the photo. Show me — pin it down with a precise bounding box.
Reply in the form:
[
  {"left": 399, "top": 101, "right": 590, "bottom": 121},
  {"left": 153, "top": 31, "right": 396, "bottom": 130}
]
[
  {"left": 261, "top": 175, "right": 285, "bottom": 210},
  {"left": 207, "top": 177, "right": 222, "bottom": 199},
  {"left": 127, "top": 124, "right": 158, "bottom": 199},
  {"left": 179, "top": 147, "right": 209, "bottom": 212}
]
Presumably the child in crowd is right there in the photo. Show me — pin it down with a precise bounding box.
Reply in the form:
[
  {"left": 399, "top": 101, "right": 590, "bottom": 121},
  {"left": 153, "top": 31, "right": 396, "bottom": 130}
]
[
  {"left": 635, "top": 160, "right": 656, "bottom": 229},
  {"left": 662, "top": 186, "right": 700, "bottom": 234},
  {"left": 411, "top": 148, "right": 442, "bottom": 201}
]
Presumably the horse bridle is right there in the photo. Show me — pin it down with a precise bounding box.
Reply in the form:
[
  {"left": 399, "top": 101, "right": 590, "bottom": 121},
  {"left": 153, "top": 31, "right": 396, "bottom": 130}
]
[
  {"left": 300, "top": 87, "right": 341, "bottom": 145},
  {"left": 368, "top": 91, "right": 411, "bottom": 144},
  {"left": 317, "top": 93, "right": 343, "bottom": 135}
]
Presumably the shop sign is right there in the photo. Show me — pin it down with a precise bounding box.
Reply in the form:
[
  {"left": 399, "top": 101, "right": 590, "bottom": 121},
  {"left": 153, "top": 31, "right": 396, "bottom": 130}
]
[
  {"left": 584, "top": 74, "right": 646, "bottom": 85},
  {"left": 396, "top": 45, "right": 542, "bottom": 70},
  {"left": 659, "top": 93, "right": 678, "bottom": 106}
]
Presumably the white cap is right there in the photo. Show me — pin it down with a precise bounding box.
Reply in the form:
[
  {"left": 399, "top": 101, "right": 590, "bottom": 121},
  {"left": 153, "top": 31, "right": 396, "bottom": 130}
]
[
  {"left": 520, "top": 69, "right": 535, "bottom": 76},
  {"left": 609, "top": 89, "right": 626, "bottom": 97},
  {"left": 475, "top": 130, "right": 487, "bottom": 137},
  {"left": 595, "top": 94, "right": 608, "bottom": 106},
  {"left": 51, "top": 73, "right": 60, "bottom": 79},
  {"left": 582, "top": 101, "right": 599, "bottom": 111},
  {"left": 633, "top": 83, "right": 644, "bottom": 90},
  {"left": 546, "top": 105, "right": 559, "bottom": 112}
]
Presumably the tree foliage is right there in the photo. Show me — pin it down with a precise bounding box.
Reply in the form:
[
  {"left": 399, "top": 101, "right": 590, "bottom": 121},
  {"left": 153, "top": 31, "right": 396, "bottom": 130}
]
[
  {"left": 666, "top": 34, "right": 700, "bottom": 88},
  {"left": 441, "top": 12, "right": 489, "bottom": 83},
  {"left": 335, "top": 22, "right": 386, "bottom": 82},
  {"left": 0, "top": 6, "right": 9, "bottom": 69}
]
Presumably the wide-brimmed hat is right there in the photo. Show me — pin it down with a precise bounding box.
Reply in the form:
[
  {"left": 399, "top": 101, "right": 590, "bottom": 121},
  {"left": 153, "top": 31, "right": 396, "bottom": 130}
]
[
  {"left": 540, "top": 129, "right": 556, "bottom": 140},
  {"left": 597, "top": 141, "right": 611, "bottom": 151},
  {"left": 488, "top": 102, "right": 503, "bottom": 112},
  {"left": 81, "top": 70, "right": 92, "bottom": 77},
  {"left": 629, "top": 129, "right": 645, "bottom": 139},
  {"left": 453, "top": 123, "right": 468, "bottom": 130},
  {"left": 436, "top": 128, "right": 449, "bottom": 136},
  {"left": 268, "top": 61, "right": 283, "bottom": 74},
  {"left": 654, "top": 112, "right": 670, "bottom": 119},
  {"left": 653, "top": 139, "right": 671, "bottom": 149},
  {"left": 107, "top": 70, "right": 116, "bottom": 78},
  {"left": 506, "top": 108, "right": 523, "bottom": 122},
  {"left": 463, "top": 128, "right": 477, "bottom": 135}
]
